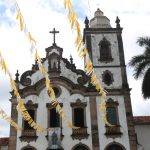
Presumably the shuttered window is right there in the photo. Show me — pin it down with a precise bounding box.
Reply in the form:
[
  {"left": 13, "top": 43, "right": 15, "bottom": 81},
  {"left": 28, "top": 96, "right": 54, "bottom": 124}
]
[{"left": 106, "top": 107, "right": 117, "bottom": 125}]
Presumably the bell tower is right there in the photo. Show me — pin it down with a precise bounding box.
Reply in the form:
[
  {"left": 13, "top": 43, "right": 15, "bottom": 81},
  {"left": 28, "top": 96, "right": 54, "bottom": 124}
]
[{"left": 84, "top": 9, "right": 137, "bottom": 150}]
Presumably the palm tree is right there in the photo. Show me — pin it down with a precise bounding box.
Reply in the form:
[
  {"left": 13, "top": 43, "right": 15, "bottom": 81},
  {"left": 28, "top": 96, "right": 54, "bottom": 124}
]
[{"left": 128, "top": 37, "right": 150, "bottom": 99}]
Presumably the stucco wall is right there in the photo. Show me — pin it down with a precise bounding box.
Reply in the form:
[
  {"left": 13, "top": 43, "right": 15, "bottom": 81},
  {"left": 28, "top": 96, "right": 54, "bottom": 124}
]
[
  {"left": 135, "top": 125, "right": 150, "bottom": 150},
  {"left": 16, "top": 85, "right": 93, "bottom": 150},
  {"left": 96, "top": 96, "right": 130, "bottom": 150}
]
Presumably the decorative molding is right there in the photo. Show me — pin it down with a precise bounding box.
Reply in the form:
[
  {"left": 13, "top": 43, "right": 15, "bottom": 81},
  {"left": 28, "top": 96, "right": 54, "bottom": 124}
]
[
  {"left": 71, "top": 99, "right": 87, "bottom": 108},
  {"left": 25, "top": 100, "right": 38, "bottom": 109},
  {"left": 105, "top": 125, "right": 122, "bottom": 138},
  {"left": 46, "top": 103, "right": 63, "bottom": 109},
  {"left": 71, "top": 127, "right": 89, "bottom": 141},
  {"left": 62, "top": 58, "right": 89, "bottom": 85},
  {"left": 19, "top": 130, "right": 38, "bottom": 143},
  {"left": 19, "top": 77, "right": 90, "bottom": 98},
  {"left": 102, "top": 70, "right": 114, "bottom": 86},
  {"left": 20, "top": 70, "right": 35, "bottom": 86}
]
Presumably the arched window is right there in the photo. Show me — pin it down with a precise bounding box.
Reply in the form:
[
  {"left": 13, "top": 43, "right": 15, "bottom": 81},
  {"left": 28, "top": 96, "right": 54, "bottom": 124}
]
[
  {"left": 24, "top": 109, "right": 35, "bottom": 130},
  {"left": 99, "top": 37, "right": 113, "bottom": 62},
  {"left": 20, "top": 101, "right": 38, "bottom": 142},
  {"left": 74, "top": 145, "right": 89, "bottom": 150},
  {"left": 21, "top": 145, "right": 37, "bottom": 150},
  {"left": 106, "top": 98, "right": 119, "bottom": 125},
  {"left": 72, "top": 144, "right": 90, "bottom": 150},
  {"left": 46, "top": 103, "right": 63, "bottom": 128},
  {"left": 106, "top": 144, "right": 124, "bottom": 150},
  {"left": 105, "top": 99, "right": 122, "bottom": 137},
  {"left": 70, "top": 99, "right": 89, "bottom": 140}
]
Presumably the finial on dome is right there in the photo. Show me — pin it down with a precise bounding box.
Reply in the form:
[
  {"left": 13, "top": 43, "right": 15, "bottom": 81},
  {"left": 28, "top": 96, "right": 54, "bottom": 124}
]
[
  {"left": 115, "top": 16, "right": 120, "bottom": 28},
  {"left": 94, "top": 8, "right": 103, "bottom": 17}
]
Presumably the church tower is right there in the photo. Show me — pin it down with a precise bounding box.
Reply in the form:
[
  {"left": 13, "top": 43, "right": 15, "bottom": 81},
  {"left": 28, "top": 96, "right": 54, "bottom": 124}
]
[{"left": 84, "top": 9, "right": 137, "bottom": 150}]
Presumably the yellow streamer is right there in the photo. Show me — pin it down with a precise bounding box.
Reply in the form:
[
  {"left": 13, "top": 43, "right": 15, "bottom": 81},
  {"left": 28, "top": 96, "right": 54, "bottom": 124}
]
[
  {"left": 28, "top": 32, "right": 36, "bottom": 44},
  {"left": 0, "top": 107, "right": 22, "bottom": 130},
  {"left": 0, "top": 52, "right": 47, "bottom": 132},
  {"left": 63, "top": 0, "right": 110, "bottom": 126},
  {"left": 13, "top": 0, "right": 76, "bottom": 129}
]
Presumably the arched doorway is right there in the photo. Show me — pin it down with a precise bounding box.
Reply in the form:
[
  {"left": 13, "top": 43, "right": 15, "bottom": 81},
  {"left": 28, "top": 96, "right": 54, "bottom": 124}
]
[
  {"left": 21, "top": 146, "right": 37, "bottom": 150},
  {"left": 106, "top": 144, "right": 125, "bottom": 150},
  {"left": 72, "top": 144, "right": 90, "bottom": 150}
]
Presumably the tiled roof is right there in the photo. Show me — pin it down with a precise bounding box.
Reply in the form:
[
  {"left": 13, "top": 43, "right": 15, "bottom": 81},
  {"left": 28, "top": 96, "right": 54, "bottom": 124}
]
[
  {"left": 134, "top": 116, "right": 150, "bottom": 125},
  {"left": 0, "top": 137, "right": 9, "bottom": 146}
]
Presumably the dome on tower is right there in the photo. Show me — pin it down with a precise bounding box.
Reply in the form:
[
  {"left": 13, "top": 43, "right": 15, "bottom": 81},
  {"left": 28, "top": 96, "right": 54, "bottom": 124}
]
[{"left": 90, "top": 8, "right": 111, "bottom": 28}]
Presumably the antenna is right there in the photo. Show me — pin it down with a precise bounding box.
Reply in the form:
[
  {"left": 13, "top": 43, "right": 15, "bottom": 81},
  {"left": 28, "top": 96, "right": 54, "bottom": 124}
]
[
  {"left": 96, "top": 3, "right": 100, "bottom": 8},
  {"left": 87, "top": 0, "right": 92, "bottom": 18}
]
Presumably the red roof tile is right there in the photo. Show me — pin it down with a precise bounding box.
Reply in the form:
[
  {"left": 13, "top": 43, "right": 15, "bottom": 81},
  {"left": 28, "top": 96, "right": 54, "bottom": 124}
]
[
  {"left": 134, "top": 116, "right": 150, "bottom": 125},
  {"left": 0, "top": 137, "right": 9, "bottom": 146}
]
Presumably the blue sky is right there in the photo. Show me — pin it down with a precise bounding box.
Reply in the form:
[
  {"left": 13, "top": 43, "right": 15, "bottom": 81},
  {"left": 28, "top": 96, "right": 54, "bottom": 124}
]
[{"left": 0, "top": 0, "right": 150, "bottom": 137}]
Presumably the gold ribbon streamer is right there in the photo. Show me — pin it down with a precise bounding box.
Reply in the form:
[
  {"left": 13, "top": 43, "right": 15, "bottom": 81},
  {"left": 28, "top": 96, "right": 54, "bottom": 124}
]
[
  {"left": 13, "top": 0, "right": 77, "bottom": 129},
  {"left": 0, "top": 107, "right": 22, "bottom": 130},
  {"left": 0, "top": 53, "right": 47, "bottom": 132},
  {"left": 63, "top": 0, "right": 111, "bottom": 125}
]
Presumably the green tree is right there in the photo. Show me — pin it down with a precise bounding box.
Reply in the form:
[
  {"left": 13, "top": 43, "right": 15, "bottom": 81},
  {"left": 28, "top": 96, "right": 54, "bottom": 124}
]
[{"left": 129, "top": 37, "right": 150, "bottom": 99}]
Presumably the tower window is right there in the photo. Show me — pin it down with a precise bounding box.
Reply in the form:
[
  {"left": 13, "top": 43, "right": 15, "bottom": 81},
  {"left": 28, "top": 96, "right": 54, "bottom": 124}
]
[
  {"left": 105, "top": 98, "right": 122, "bottom": 137},
  {"left": 106, "top": 98, "right": 119, "bottom": 125},
  {"left": 106, "top": 107, "right": 117, "bottom": 125},
  {"left": 99, "top": 37, "right": 113, "bottom": 62}
]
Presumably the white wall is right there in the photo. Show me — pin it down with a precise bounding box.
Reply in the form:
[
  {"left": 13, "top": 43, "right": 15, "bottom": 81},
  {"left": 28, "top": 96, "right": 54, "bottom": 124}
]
[
  {"left": 16, "top": 85, "right": 93, "bottom": 150},
  {"left": 96, "top": 95, "right": 130, "bottom": 150},
  {"left": 1, "top": 146, "right": 8, "bottom": 150},
  {"left": 135, "top": 125, "right": 150, "bottom": 150}
]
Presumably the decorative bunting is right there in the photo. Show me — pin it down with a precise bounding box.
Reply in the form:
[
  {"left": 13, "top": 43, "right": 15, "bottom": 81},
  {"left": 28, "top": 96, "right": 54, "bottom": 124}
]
[
  {"left": 0, "top": 52, "right": 47, "bottom": 132},
  {"left": 63, "top": 0, "right": 110, "bottom": 125},
  {"left": 13, "top": 0, "right": 76, "bottom": 129},
  {"left": 0, "top": 107, "right": 22, "bottom": 130}
]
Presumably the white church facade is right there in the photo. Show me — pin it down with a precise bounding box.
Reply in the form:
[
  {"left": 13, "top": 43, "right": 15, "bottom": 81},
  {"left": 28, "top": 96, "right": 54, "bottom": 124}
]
[{"left": 0, "top": 9, "right": 149, "bottom": 150}]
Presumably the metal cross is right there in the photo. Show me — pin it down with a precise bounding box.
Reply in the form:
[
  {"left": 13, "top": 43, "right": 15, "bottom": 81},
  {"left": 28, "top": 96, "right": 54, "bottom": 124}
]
[{"left": 49, "top": 28, "right": 59, "bottom": 45}]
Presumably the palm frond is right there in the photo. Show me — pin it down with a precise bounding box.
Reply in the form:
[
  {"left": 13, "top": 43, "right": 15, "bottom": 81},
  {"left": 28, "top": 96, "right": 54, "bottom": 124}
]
[
  {"left": 144, "top": 47, "right": 150, "bottom": 58},
  {"left": 128, "top": 55, "right": 146, "bottom": 67},
  {"left": 142, "top": 68, "right": 150, "bottom": 99},
  {"left": 133, "top": 61, "right": 150, "bottom": 79},
  {"left": 137, "top": 37, "right": 150, "bottom": 48}
]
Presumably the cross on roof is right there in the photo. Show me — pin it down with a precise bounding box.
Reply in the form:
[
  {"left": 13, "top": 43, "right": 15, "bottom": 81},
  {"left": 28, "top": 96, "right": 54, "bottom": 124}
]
[{"left": 49, "top": 28, "right": 59, "bottom": 45}]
